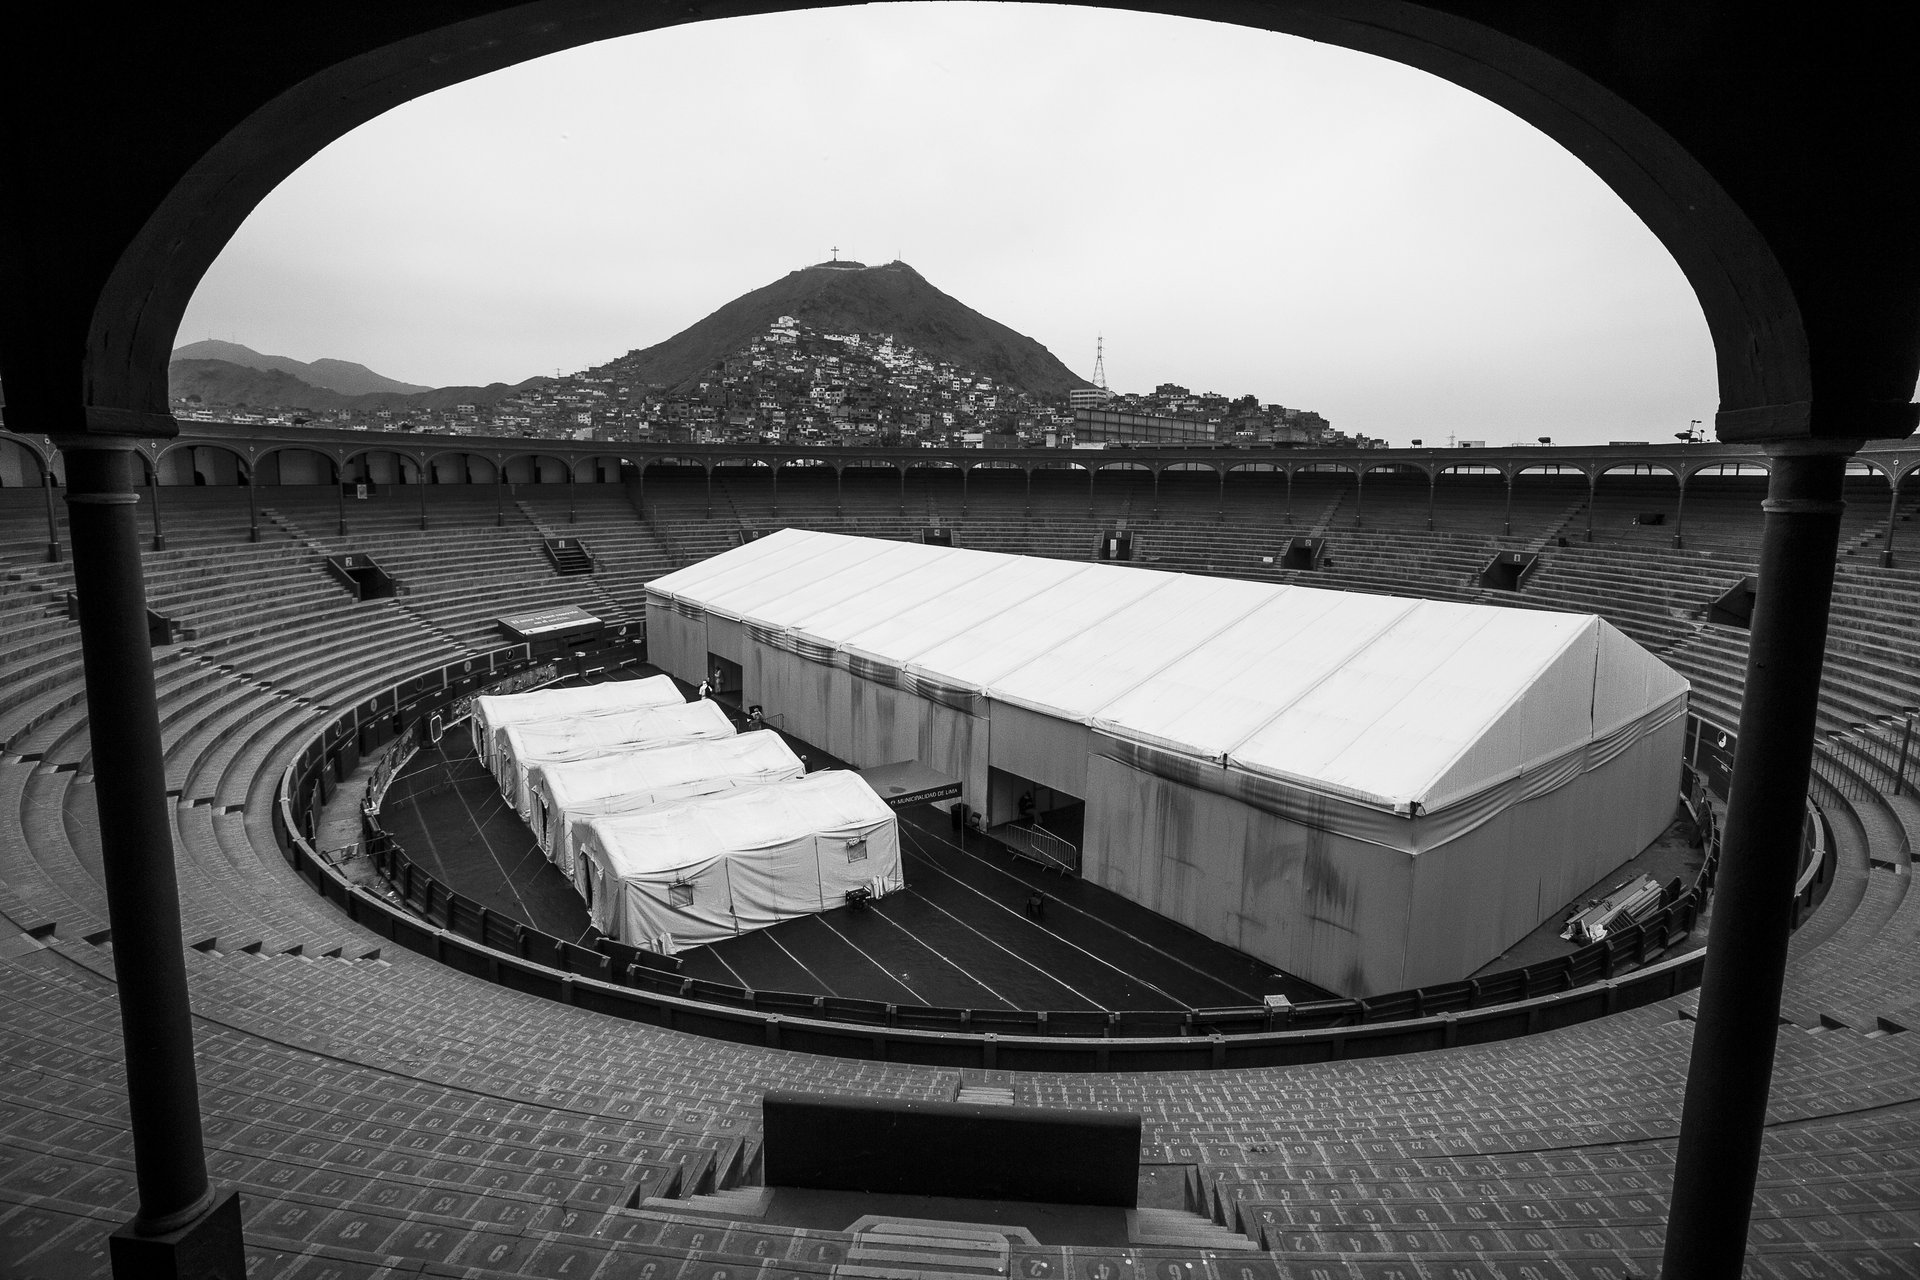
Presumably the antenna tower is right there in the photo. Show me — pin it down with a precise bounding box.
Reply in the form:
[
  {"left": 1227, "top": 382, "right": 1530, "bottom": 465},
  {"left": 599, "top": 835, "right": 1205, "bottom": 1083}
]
[{"left": 1092, "top": 335, "right": 1108, "bottom": 391}]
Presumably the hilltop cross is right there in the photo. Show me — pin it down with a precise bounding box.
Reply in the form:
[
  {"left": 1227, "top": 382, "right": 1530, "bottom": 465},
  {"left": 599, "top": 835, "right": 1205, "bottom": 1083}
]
[{"left": 831, "top": 246, "right": 838, "bottom": 261}]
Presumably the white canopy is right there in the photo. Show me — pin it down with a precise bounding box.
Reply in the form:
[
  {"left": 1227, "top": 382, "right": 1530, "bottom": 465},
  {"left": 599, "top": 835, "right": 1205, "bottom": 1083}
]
[
  {"left": 533, "top": 731, "right": 805, "bottom": 878},
  {"left": 647, "top": 529, "right": 1686, "bottom": 814},
  {"left": 471, "top": 674, "right": 682, "bottom": 768},
  {"left": 646, "top": 530, "right": 1689, "bottom": 993},
  {"left": 496, "top": 697, "right": 735, "bottom": 816},
  {"left": 575, "top": 770, "right": 901, "bottom": 950}
]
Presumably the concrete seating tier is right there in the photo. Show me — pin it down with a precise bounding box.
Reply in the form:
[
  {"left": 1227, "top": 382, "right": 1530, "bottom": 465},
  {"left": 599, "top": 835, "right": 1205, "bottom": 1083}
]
[{"left": 5, "top": 474, "right": 1920, "bottom": 1275}]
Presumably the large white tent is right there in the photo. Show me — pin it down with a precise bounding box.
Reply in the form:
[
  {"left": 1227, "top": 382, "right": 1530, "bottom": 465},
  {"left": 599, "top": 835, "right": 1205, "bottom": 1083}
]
[
  {"left": 471, "top": 674, "right": 683, "bottom": 772},
  {"left": 647, "top": 529, "right": 1689, "bottom": 995},
  {"left": 497, "top": 697, "right": 736, "bottom": 817},
  {"left": 533, "top": 731, "right": 806, "bottom": 881},
  {"left": 575, "top": 770, "right": 902, "bottom": 951}
]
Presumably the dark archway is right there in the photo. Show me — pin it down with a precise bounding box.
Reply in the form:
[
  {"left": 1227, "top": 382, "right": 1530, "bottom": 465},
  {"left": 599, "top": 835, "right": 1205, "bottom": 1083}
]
[{"left": 2, "top": 9, "right": 1916, "bottom": 1274}]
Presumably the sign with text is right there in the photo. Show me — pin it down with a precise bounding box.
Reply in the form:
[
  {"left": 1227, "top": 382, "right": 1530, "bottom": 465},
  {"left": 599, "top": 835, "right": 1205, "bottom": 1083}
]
[{"left": 496, "top": 605, "right": 602, "bottom": 642}]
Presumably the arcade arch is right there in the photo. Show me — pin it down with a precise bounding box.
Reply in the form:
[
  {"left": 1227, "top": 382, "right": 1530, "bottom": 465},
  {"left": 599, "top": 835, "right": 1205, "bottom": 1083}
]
[{"left": 10, "top": 7, "right": 1917, "bottom": 1272}]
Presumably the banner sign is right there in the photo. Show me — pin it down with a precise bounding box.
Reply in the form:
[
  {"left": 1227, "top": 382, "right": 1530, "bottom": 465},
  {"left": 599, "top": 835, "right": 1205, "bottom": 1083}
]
[{"left": 497, "top": 605, "right": 602, "bottom": 642}]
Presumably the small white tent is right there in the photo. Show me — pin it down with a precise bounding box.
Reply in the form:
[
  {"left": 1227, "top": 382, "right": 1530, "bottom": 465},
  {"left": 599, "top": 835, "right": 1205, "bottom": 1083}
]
[
  {"left": 497, "top": 697, "right": 735, "bottom": 817},
  {"left": 533, "top": 731, "right": 805, "bottom": 880},
  {"left": 575, "top": 771, "right": 902, "bottom": 950},
  {"left": 471, "top": 674, "right": 683, "bottom": 770}
]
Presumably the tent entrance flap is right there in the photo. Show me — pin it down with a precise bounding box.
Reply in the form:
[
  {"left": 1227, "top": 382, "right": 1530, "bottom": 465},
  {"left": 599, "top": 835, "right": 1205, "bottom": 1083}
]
[{"left": 856, "top": 760, "right": 962, "bottom": 811}]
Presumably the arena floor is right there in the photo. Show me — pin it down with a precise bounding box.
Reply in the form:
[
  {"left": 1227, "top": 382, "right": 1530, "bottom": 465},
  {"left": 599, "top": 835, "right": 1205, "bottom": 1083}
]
[{"left": 378, "top": 678, "right": 1331, "bottom": 1010}]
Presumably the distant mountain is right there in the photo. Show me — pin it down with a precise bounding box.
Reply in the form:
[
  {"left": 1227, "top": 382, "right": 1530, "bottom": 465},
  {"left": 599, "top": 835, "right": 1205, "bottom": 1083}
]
[
  {"left": 168, "top": 358, "right": 541, "bottom": 412},
  {"left": 171, "top": 340, "right": 432, "bottom": 397},
  {"left": 596, "top": 260, "right": 1090, "bottom": 396}
]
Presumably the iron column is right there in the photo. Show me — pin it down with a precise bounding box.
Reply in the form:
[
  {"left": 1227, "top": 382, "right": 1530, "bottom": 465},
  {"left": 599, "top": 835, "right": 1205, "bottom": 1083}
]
[
  {"left": 1662, "top": 441, "right": 1854, "bottom": 1278},
  {"left": 56, "top": 441, "right": 243, "bottom": 1271}
]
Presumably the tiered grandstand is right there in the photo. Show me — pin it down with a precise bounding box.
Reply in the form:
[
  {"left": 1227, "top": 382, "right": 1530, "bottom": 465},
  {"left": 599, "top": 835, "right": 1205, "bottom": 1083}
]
[{"left": 3, "top": 432, "right": 1918, "bottom": 1278}]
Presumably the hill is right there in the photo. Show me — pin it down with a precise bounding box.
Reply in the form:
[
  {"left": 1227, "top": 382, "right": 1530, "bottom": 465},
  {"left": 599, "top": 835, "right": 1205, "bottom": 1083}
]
[
  {"left": 595, "top": 261, "right": 1090, "bottom": 396},
  {"left": 171, "top": 340, "right": 432, "bottom": 396},
  {"left": 168, "top": 358, "right": 542, "bottom": 412}
]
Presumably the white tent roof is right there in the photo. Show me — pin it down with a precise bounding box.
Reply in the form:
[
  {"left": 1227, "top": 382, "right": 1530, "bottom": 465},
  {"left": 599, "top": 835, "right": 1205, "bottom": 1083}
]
[
  {"left": 587, "top": 769, "right": 894, "bottom": 881},
  {"left": 475, "top": 674, "right": 682, "bottom": 733},
  {"left": 539, "top": 730, "right": 803, "bottom": 814},
  {"left": 502, "top": 698, "right": 735, "bottom": 767},
  {"left": 646, "top": 529, "right": 1688, "bottom": 812}
]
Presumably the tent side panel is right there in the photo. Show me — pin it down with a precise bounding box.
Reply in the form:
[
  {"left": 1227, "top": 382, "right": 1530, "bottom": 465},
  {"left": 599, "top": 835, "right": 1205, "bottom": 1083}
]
[
  {"left": 850, "top": 676, "right": 924, "bottom": 772},
  {"left": 920, "top": 701, "right": 988, "bottom": 815},
  {"left": 707, "top": 616, "right": 747, "bottom": 665},
  {"left": 1401, "top": 711, "right": 1685, "bottom": 988},
  {"left": 823, "top": 666, "right": 857, "bottom": 764},
  {"left": 722, "top": 836, "right": 831, "bottom": 930},
  {"left": 755, "top": 646, "right": 836, "bottom": 758},
  {"left": 1082, "top": 755, "right": 1413, "bottom": 998},
  {"left": 646, "top": 599, "right": 705, "bottom": 684},
  {"left": 812, "top": 816, "right": 903, "bottom": 906},
  {"left": 987, "top": 701, "right": 1090, "bottom": 798},
  {"left": 618, "top": 855, "right": 739, "bottom": 949}
]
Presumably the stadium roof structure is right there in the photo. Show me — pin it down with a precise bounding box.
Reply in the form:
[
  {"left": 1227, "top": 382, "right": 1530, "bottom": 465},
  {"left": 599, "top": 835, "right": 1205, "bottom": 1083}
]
[{"left": 647, "top": 528, "right": 1689, "bottom": 818}]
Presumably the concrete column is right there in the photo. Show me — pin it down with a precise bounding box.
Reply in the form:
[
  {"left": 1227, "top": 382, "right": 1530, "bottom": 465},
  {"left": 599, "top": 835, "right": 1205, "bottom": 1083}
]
[
  {"left": 1283, "top": 469, "right": 1292, "bottom": 523},
  {"left": 703, "top": 464, "right": 713, "bottom": 519},
  {"left": 568, "top": 465, "right": 577, "bottom": 524},
  {"left": 1502, "top": 472, "right": 1513, "bottom": 536},
  {"left": 770, "top": 462, "right": 780, "bottom": 519},
  {"left": 246, "top": 467, "right": 259, "bottom": 543},
  {"left": 495, "top": 460, "right": 505, "bottom": 527},
  {"left": 1087, "top": 465, "right": 1096, "bottom": 517},
  {"left": 1662, "top": 442, "right": 1853, "bottom": 1279},
  {"left": 1673, "top": 476, "right": 1689, "bottom": 549},
  {"left": 898, "top": 464, "right": 907, "bottom": 516},
  {"left": 834, "top": 466, "right": 843, "bottom": 517},
  {"left": 336, "top": 459, "right": 348, "bottom": 536},
  {"left": 55, "top": 442, "right": 243, "bottom": 1266},
  {"left": 960, "top": 466, "right": 968, "bottom": 517},
  {"left": 1352, "top": 470, "right": 1364, "bottom": 528},
  {"left": 1216, "top": 468, "right": 1226, "bottom": 521},
  {"left": 1586, "top": 475, "right": 1597, "bottom": 542},
  {"left": 418, "top": 460, "right": 429, "bottom": 531}
]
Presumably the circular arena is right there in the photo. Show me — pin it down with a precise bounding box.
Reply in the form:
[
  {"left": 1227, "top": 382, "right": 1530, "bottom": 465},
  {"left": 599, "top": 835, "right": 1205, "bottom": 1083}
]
[
  {"left": 3, "top": 7, "right": 1919, "bottom": 1280},
  {"left": 3, "top": 431, "right": 1918, "bottom": 1278}
]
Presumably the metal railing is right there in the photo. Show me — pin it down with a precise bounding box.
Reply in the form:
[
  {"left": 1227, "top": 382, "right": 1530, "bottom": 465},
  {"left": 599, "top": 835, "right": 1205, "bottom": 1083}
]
[
  {"left": 273, "top": 679, "right": 1813, "bottom": 1067},
  {"left": 1821, "top": 710, "right": 1919, "bottom": 803},
  {"left": 1011, "top": 822, "right": 1078, "bottom": 875}
]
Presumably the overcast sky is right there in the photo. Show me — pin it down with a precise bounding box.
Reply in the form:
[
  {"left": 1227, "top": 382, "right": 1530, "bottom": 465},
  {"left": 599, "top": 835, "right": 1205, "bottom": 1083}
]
[{"left": 177, "top": 2, "right": 1720, "bottom": 447}]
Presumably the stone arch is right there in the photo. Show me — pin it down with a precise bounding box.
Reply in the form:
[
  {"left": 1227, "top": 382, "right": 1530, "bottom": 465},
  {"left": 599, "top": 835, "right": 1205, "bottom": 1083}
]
[
  {"left": 571, "top": 454, "right": 627, "bottom": 484},
  {"left": 162, "top": 441, "right": 251, "bottom": 486},
  {"left": 420, "top": 451, "right": 497, "bottom": 485},
  {"left": 67, "top": 4, "right": 1874, "bottom": 457},
  {"left": 501, "top": 453, "right": 570, "bottom": 485},
  {"left": 344, "top": 448, "right": 424, "bottom": 486},
  {"left": 0, "top": 436, "right": 54, "bottom": 488}
]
